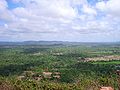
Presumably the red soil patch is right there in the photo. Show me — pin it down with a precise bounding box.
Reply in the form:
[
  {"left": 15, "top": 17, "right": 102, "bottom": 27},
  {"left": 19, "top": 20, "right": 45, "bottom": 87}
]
[{"left": 100, "top": 87, "right": 114, "bottom": 90}]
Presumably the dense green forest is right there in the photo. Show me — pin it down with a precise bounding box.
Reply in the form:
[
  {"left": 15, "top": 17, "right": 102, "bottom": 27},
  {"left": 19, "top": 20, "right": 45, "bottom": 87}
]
[{"left": 0, "top": 43, "right": 120, "bottom": 90}]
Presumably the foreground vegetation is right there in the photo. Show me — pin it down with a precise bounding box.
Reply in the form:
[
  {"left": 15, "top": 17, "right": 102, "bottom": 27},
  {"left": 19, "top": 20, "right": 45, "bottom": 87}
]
[{"left": 0, "top": 43, "right": 120, "bottom": 90}]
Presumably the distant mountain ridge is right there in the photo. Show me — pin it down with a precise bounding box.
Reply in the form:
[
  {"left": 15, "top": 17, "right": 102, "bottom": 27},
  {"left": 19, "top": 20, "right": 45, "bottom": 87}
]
[
  {"left": 0, "top": 41, "right": 65, "bottom": 45},
  {"left": 0, "top": 41, "right": 120, "bottom": 46}
]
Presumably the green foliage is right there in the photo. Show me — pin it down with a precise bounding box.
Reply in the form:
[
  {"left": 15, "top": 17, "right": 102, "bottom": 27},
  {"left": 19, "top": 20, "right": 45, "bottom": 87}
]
[{"left": 0, "top": 45, "right": 120, "bottom": 89}]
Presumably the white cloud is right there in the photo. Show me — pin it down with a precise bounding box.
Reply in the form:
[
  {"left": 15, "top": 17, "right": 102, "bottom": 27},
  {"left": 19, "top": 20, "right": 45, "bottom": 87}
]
[
  {"left": 0, "top": 0, "right": 16, "bottom": 22},
  {"left": 82, "top": 5, "right": 97, "bottom": 15},
  {"left": 106, "top": 0, "right": 120, "bottom": 17},
  {"left": 0, "top": 10, "right": 15, "bottom": 22},
  {"left": 12, "top": 0, "right": 21, "bottom": 3},
  {"left": 96, "top": 0, "right": 120, "bottom": 17},
  {"left": 96, "top": 1, "right": 106, "bottom": 11},
  {"left": 12, "top": 7, "right": 33, "bottom": 19},
  {"left": 20, "top": 0, "right": 78, "bottom": 19},
  {"left": 0, "top": 0, "right": 120, "bottom": 42},
  {"left": 0, "top": 0, "right": 8, "bottom": 10}
]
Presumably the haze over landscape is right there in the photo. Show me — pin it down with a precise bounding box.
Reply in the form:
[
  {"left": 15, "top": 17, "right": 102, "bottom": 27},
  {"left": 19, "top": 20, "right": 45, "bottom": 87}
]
[{"left": 0, "top": 0, "right": 120, "bottom": 42}]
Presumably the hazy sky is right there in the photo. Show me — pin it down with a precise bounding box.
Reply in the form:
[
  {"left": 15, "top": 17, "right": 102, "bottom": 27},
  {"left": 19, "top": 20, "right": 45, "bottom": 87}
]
[{"left": 0, "top": 0, "right": 120, "bottom": 42}]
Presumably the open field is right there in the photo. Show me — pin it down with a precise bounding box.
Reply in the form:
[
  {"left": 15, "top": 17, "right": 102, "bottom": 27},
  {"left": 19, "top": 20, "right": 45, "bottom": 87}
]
[{"left": 0, "top": 42, "right": 120, "bottom": 90}]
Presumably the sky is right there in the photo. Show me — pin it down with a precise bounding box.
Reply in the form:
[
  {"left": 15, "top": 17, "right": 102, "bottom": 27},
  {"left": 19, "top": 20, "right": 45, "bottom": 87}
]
[{"left": 0, "top": 0, "right": 120, "bottom": 42}]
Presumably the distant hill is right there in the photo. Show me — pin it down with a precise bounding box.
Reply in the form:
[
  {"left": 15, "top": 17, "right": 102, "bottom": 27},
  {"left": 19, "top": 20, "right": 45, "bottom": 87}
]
[{"left": 0, "top": 41, "right": 120, "bottom": 46}]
